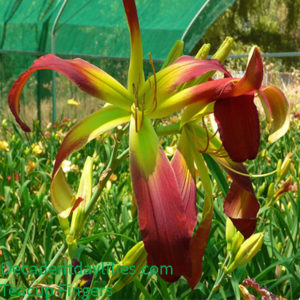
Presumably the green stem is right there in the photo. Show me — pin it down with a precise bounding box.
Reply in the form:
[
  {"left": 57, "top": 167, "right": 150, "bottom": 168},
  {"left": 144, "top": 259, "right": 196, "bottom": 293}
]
[
  {"left": 23, "top": 243, "right": 67, "bottom": 300},
  {"left": 156, "top": 123, "right": 181, "bottom": 136},
  {"left": 65, "top": 257, "right": 73, "bottom": 300},
  {"left": 207, "top": 254, "right": 230, "bottom": 300}
]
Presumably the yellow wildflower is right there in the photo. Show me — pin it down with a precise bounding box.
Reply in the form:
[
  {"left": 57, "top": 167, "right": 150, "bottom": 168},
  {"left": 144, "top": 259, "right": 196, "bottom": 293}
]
[
  {"left": 32, "top": 142, "right": 43, "bottom": 155},
  {"left": 0, "top": 140, "right": 9, "bottom": 151},
  {"left": 27, "top": 161, "right": 36, "bottom": 173},
  {"left": 67, "top": 98, "right": 80, "bottom": 106}
]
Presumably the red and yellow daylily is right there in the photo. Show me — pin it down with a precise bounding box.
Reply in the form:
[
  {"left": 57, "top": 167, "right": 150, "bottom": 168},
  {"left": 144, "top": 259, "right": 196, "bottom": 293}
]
[
  {"left": 167, "top": 46, "right": 289, "bottom": 287},
  {"left": 8, "top": 0, "right": 289, "bottom": 289}
]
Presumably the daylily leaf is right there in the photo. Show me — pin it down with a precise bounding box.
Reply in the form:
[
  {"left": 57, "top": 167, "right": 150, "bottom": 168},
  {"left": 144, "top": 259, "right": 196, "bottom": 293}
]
[
  {"left": 129, "top": 115, "right": 191, "bottom": 281},
  {"left": 8, "top": 54, "right": 132, "bottom": 131}
]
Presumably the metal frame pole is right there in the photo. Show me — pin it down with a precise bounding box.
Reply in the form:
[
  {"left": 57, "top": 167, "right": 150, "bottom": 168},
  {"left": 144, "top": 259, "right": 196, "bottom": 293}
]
[{"left": 51, "top": 0, "right": 69, "bottom": 124}]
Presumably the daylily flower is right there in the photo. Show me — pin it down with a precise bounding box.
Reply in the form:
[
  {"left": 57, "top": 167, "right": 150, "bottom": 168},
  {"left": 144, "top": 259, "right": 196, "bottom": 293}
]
[
  {"left": 165, "top": 44, "right": 289, "bottom": 287},
  {"left": 0, "top": 140, "right": 9, "bottom": 151},
  {"left": 8, "top": 0, "right": 231, "bottom": 286},
  {"left": 7, "top": 0, "right": 289, "bottom": 289}
]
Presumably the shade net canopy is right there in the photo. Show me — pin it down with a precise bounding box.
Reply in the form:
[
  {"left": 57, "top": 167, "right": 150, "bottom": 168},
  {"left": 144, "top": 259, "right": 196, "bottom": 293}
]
[
  {"left": 1, "top": 0, "right": 235, "bottom": 60},
  {"left": 0, "top": 0, "right": 235, "bottom": 122}
]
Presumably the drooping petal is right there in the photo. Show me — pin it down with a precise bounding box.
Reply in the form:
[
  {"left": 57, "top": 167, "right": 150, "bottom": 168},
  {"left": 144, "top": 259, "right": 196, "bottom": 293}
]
[
  {"left": 214, "top": 94, "right": 260, "bottom": 162},
  {"left": 171, "top": 128, "right": 197, "bottom": 236},
  {"left": 8, "top": 54, "right": 132, "bottom": 131},
  {"left": 143, "top": 57, "right": 230, "bottom": 111},
  {"left": 211, "top": 155, "right": 259, "bottom": 238},
  {"left": 50, "top": 106, "right": 130, "bottom": 217},
  {"left": 129, "top": 115, "right": 191, "bottom": 281},
  {"left": 224, "top": 181, "right": 259, "bottom": 239},
  {"left": 50, "top": 168, "right": 83, "bottom": 218},
  {"left": 52, "top": 105, "right": 130, "bottom": 179},
  {"left": 123, "top": 0, "right": 144, "bottom": 94},
  {"left": 233, "top": 46, "right": 263, "bottom": 95},
  {"left": 258, "top": 86, "right": 290, "bottom": 143},
  {"left": 191, "top": 124, "right": 259, "bottom": 238},
  {"left": 185, "top": 149, "right": 213, "bottom": 289}
]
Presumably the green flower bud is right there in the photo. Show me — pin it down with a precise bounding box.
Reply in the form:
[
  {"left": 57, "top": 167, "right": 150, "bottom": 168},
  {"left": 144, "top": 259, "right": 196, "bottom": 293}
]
[
  {"left": 226, "top": 218, "right": 236, "bottom": 252},
  {"left": 230, "top": 231, "right": 244, "bottom": 257},
  {"left": 212, "top": 36, "right": 234, "bottom": 63},
  {"left": 227, "top": 233, "right": 264, "bottom": 272},
  {"left": 70, "top": 156, "right": 93, "bottom": 239},
  {"left": 2, "top": 118, "right": 8, "bottom": 128},
  {"left": 257, "top": 182, "right": 267, "bottom": 197},
  {"left": 110, "top": 241, "right": 147, "bottom": 293},
  {"left": 276, "top": 159, "right": 282, "bottom": 179},
  {"left": 279, "top": 152, "right": 292, "bottom": 180},
  {"left": 161, "top": 40, "right": 184, "bottom": 69},
  {"left": 195, "top": 43, "right": 211, "bottom": 59},
  {"left": 267, "top": 182, "right": 275, "bottom": 200}
]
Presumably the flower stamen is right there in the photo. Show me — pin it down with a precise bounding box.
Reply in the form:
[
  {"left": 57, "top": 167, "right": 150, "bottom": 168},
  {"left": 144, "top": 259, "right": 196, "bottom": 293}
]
[{"left": 148, "top": 52, "right": 157, "bottom": 112}]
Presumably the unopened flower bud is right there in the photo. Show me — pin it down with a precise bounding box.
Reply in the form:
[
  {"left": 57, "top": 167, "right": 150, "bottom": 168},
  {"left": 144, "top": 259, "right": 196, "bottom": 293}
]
[
  {"left": 226, "top": 218, "right": 236, "bottom": 252},
  {"left": 257, "top": 182, "right": 267, "bottom": 197},
  {"left": 212, "top": 36, "right": 234, "bottom": 64},
  {"left": 227, "top": 233, "right": 264, "bottom": 273},
  {"left": 2, "top": 118, "right": 8, "bottom": 128},
  {"left": 110, "top": 241, "right": 147, "bottom": 293},
  {"left": 278, "top": 152, "right": 292, "bottom": 180},
  {"left": 70, "top": 157, "right": 93, "bottom": 239},
  {"left": 195, "top": 43, "right": 211, "bottom": 59},
  {"left": 267, "top": 182, "right": 275, "bottom": 200},
  {"left": 230, "top": 231, "right": 245, "bottom": 257},
  {"left": 161, "top": 40, "right": 184, "bottom": 69}
]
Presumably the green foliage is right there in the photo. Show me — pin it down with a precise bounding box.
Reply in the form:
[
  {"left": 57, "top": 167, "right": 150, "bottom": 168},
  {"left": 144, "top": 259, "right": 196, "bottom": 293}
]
[
  {"left": 198, "top": 0, "right": 300, "bottom": 71},
  {"left": 0, "top": 114, "right": 299, "bottom": 299}
]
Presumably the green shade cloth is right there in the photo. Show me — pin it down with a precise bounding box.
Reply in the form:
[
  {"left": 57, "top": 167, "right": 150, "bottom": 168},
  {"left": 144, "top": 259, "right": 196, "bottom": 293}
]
[{"left": 0, "top": 0, "right": 235, "bottom": 60}]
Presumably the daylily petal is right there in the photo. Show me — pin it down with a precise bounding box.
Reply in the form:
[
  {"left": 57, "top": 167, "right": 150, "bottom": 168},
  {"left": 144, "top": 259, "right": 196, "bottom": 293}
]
[
  {"left": 151, "top": 77, "right": 233, "bottom": 119},
  {"left": 233, "top": 46, "right": 263, "bottom": 95},
  {"left": 186, "top": 149, "right": 213, "bottom": 289},
  {"left": 258, "top": 86, "right": 290, "bottom": 143},
  {"left": 212, "top": 155, "right": 259, "bottom": 238},
  {"left": 129, "top": 115, "right": 191, "bottom": 281},
  {"left": 8, "top": 54, "right": 132, "bottom": 131},
  {"left": 171, "top": 129, "right": 197, "bottom": 236},
  {"left": 214, "top": 94, "right": 260, "bottom": 162},
  {"left": 123, "top": 0, "right": 144, "bottom": 94},
  {"left": 152, "top": 48, "right": 263, "bottom": 120},
  {"left": 223, "top": 181, "right": 259, "bottom": 238},
  {"left": 144, "top": 57, "right": 230, "bottom": 112},
  {"left": 50, "top": 168, "right": 83, "bottom": 218},
  {"left": 50, "top": 106, "right": 130, "bottom": 217},
  {"left": 191, "top": 124, "right": 259, "bottom": 238},
  {"left": 53, "top": 105, "right": 130, "bottom": 179}
]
